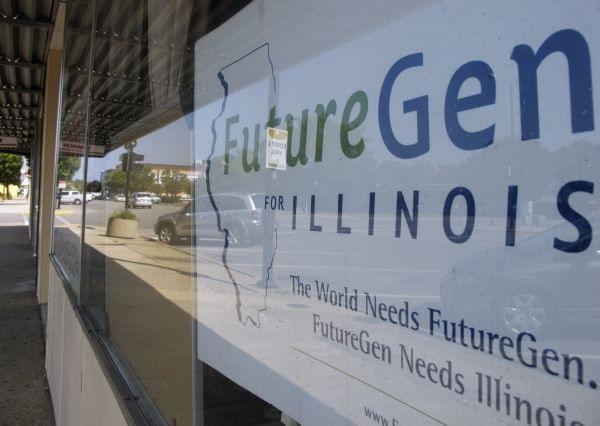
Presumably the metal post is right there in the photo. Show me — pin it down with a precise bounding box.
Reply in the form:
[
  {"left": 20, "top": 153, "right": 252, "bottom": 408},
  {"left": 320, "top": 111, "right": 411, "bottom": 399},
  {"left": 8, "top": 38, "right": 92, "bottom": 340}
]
[{"left": 124, "top": 142, "right": 134, "bottom": 210}]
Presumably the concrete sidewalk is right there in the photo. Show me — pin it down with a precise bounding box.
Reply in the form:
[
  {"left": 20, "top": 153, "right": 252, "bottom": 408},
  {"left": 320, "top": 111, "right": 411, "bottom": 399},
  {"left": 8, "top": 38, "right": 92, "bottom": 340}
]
[{"left": 0, "top": 203, "right": 54, "bottom": 424}]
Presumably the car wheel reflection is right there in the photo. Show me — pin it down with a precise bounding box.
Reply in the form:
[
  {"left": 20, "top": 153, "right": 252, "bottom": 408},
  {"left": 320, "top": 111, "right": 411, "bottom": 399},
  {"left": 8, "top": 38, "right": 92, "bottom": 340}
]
[
  {"left": 158, "top": 224, "right": 178, "bottom": 245},
  {"left": 226, "top": 226, "right": 244, "bottom": 247},
  {"left": 503, "top": 293, "right": 546, "bottom": 334}
]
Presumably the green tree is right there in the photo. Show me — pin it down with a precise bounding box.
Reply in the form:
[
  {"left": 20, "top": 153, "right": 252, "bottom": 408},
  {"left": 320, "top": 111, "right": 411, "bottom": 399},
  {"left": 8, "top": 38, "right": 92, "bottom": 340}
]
[
  {"left": 57, "top": 157, "right": 81, "bottom": 181},
  {"left": 0, "top": 153, "right": 22, "bottom": 198},
  {"left": 104, "top": 169, "right": 126, "bottom": 194},
  {"left": 104, "top": 166, "right": 156, "bottom": 195},
  {"left": 86, "top": 180, "right": 102, "bottom": 192},
  {"left": 73, "top": 179, "right": 85, "bottom": 192},
  {"left": 130, "top": 165, "right": 156, "bottom": 192},
  {"left": 161, "top": 169, "right": 190, "bottom": 197}
]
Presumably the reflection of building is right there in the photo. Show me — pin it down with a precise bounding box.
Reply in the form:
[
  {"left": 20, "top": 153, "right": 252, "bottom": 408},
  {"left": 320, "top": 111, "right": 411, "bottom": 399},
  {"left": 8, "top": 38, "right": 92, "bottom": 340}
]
[
  {"left": 19, "top": 158, "right": 30, "bottom": 197},
  {"left": 144, "top": 162, "right": 204, "bottom": 184},
  {"left": 99, "top": 169, "right": 109, "bottom": 196}
]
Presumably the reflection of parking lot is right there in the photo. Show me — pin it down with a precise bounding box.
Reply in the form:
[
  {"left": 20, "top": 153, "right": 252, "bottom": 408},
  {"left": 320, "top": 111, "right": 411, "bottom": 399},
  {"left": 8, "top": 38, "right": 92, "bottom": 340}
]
[{"left": 58, "top": 200, "right": 187, "bottom": 233}]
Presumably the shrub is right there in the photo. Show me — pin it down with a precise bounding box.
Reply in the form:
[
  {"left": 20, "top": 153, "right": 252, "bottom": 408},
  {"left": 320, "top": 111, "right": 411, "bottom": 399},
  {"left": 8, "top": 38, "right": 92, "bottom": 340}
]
[
  {"left": 109, "top": 209, "right": 138, "bottom": 221},
  {"left": 160, "top": 195, "right": 180, "bottom": 204}
]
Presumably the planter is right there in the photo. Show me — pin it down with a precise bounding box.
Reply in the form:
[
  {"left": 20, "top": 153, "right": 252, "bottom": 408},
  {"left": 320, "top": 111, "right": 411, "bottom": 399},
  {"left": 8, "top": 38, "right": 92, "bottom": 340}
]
[{"left": 106, "top": 217, "right": 138, "bottom": 239}]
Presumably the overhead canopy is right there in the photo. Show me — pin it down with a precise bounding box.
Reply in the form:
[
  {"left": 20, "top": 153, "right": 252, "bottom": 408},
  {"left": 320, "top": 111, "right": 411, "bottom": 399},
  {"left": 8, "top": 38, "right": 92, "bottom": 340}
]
[
  {"left": 0, "top": 0, "right": 250, "bottom": 157},
  {"left": 0, "top": 0, "right": 59, "bottom": 155},
  {"left": 60, "top": 0, "right": 251, "bottom": 157}
]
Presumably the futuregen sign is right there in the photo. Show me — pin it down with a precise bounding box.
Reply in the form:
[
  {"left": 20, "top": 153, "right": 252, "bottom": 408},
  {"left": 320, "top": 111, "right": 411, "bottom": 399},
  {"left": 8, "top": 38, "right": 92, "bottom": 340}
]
[
  {"left": 194, "top": 1, "right": 599, "bottom": 425},
  {"left": 217, "top": 27, "right": 594, "bottom": 254}
]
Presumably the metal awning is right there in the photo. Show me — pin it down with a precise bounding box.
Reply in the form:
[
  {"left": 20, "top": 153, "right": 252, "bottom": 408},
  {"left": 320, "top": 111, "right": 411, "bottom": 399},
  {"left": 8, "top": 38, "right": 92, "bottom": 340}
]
[
  {"left": 0, "top": 0, "right": 250, "bottom": 157},
  {"left": 0, "top": 0, "right": 59, "bottom": 155},
  {"left": 60, "top": 0, "right": 251, "bottom": 157}
]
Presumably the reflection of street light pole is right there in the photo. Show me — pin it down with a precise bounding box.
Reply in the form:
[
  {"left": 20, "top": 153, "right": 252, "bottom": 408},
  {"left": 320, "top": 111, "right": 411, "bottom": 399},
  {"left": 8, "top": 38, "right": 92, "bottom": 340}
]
[
  {"left": 124, "top": 140, "right": 136, "bottom": 210},
  {"left": 56, "top": 181, "right": 61, "bottom": 209}
]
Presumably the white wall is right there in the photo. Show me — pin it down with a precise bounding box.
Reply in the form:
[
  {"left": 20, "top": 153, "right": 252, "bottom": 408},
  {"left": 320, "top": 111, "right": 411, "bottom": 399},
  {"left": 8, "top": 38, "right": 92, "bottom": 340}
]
[{"left": 46, "top": 264, "right": 129, "bottom": 426}]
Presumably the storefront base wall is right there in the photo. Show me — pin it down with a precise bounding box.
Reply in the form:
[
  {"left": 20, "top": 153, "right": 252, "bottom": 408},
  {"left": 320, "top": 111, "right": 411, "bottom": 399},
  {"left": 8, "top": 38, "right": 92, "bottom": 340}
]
[{"left": 45, "top": 264, "right": 128, "bottom": 426}]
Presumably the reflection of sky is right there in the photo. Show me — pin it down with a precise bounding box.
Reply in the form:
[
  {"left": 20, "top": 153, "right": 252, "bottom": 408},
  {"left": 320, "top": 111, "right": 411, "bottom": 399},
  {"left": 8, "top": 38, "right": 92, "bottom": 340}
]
[
  {"left": 193, "top": 0, "right": 599, "bottom": 168},
  {"left": 80, "top": 117, "right": 192, "bottom": 181},
  {"left": 77, "top": 1, "right": 600, "bottom": 182}
]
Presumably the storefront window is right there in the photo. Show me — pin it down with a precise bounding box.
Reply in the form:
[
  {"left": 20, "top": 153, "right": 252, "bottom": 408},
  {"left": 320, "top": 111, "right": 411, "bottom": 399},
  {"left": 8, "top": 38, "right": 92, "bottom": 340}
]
[
  {"left": 73, "top": 0, "right": 274, "bottom": 424},
  {"left": 53, "top": 0, "right": 600, "bottom": 424},
  {"left": 52, "top": 0, "right": 94, "bottom": 294},
  {"left": 193, "top": 1, "right": 600, "bottom": 425}
]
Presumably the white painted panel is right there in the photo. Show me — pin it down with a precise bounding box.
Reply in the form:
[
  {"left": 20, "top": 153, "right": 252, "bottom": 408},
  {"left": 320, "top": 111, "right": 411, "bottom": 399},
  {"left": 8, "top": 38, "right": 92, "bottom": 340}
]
[
  {"left": 45, "top": 264, "right": 128, "bottom": 425},
  {"left": 46, "top": 266, "right": 65, "bottom": 423},
  {"left": 59, "top": 295, "right": 83, "bottom": 426}
]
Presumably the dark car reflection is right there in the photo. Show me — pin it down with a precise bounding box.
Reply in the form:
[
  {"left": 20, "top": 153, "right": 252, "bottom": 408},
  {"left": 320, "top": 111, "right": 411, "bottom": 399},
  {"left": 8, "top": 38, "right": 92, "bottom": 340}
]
[
  {"left": 441, "top": 218, "right": 600, "bottom": 338},
  {"left": 154, "top": 193, "right": 264, "bottom": 246}
]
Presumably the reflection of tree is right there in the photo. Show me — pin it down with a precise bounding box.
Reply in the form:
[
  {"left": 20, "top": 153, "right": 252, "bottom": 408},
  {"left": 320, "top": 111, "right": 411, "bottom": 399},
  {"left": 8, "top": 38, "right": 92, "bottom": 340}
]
[
  {"left": 209, "top": 115, "right": 378, "bottom": 210},
  {"left": 207, "top": 107, "right": 598, "bottom": 218},
  {"left": 104, "top": 165, "right": 156, "bottom": 194},
  {"left": 57, "top": 157, "right": 81, "bottom": 181},
  {"left": 553, "top": 139, "right": 600, "bottom": 186},
  {"left": 131, "top": 165, "right": 157, "bottom": 192},
  {"left": 0, "top": 153, "right": 22, "bottom": 198},
  {"left": 104, "top": 169, "right": 126, "bottom": 194},
  {"left": 87, "top": 180, "right": 102, "bottom": 192},
  {"left": 161, "top": 169, "right": 191, "bottom": 196},
  {"left": 73, "top": 179, "right": 85, "bottom": 192},
  {"left": 374, "top": 137, "right": 597, "bottom": 217}
]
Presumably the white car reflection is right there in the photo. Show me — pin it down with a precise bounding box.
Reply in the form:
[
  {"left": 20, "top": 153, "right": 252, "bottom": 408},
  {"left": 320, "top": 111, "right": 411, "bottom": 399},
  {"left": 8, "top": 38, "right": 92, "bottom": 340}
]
[{"left": 441, "top": 218, "right": 599, "bottom": 337}]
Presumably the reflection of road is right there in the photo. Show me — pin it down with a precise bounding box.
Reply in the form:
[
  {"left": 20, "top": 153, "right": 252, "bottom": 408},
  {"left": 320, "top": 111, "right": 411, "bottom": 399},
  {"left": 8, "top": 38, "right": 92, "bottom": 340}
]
[
  {"left": 187, "top": 213, "right": 454, "bottom": 306},
  {"left": 57, "top": 200, "right": 186, "bottom": 234}
]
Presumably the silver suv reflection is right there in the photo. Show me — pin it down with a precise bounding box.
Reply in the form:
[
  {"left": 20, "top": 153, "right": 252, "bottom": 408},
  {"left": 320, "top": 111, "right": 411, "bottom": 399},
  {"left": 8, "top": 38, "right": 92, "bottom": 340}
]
[
  {"left": 154, "top": 193, "right": 264, "bottom": 246},
  {"left": 128, "top": 192, "right": 153, "bottom": 209}
]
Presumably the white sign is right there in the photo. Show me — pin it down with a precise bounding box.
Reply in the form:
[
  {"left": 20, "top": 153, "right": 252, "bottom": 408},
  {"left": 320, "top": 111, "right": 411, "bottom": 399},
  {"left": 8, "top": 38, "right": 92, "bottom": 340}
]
[
  {"left": 194, "top": 1, "right": 600, "bottom": 425},
  {"left": 266, "top": 127, "right": 287, "bottom": 170},
  {"left": 58, "top": 180, "right": 66, "bottom": 189},
  {"left": 60, "top": 141, "right": 105, "bottom": 156},
  {"left": 0, "top": 136, "right": 18, "bottom": 148}
]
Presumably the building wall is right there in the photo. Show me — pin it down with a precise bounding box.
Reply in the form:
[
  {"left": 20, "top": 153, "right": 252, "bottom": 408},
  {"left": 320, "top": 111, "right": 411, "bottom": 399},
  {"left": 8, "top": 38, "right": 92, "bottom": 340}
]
[{"left": 46, "top": 264, "right": 128, "bottom": 426}]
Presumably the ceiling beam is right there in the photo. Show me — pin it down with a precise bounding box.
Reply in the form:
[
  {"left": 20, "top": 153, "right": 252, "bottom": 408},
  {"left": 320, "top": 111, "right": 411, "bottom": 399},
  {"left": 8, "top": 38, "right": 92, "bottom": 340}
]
[
  {"left": 0, "top": 16, "right": 52, "bottom": 31},
  {"left": 0, "top": 88, "right": 42, "bottom": 95},
  {"left": 0, "top": 58, "right": 46, "bottom": 69},
  {"left": 69, "top": 67, "right": 189, "bottom": 90},
  {"left": 0, "top": 105, "right": 39, "bottom": 111},
  {"left": 67, "top": 27, "right": 190, "bottom": 56}
]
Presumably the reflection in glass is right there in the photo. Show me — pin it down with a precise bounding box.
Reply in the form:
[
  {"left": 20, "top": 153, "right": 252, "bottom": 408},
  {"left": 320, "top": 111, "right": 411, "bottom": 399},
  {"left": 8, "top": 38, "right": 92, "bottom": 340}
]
[
  {"left": 52, "top": 0, "right": 95, "bottom": 294},
  {"left": 72, "top": 0, "right": 276, "bottom": 424}
]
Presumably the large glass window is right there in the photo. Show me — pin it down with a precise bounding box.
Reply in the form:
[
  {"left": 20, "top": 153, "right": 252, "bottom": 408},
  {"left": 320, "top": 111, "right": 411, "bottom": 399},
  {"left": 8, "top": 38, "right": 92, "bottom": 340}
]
[
  {"left": 53, "top": 1, "right": 600, "bottom": 425},
  {"left": 52, "top": 0, "right": 94, "bottom": 294},
  {"left": 58, "top": 0, "right": 277, "bottom": 424},
  {"left": 192, "top": 2, "right": 600, "bottom": 425}
]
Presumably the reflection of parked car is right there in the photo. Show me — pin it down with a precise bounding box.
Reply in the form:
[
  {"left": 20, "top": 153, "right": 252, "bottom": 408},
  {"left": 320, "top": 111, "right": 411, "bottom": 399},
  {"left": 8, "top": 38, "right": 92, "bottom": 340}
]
[
  {"left": 150, "top": 193, "right": 161, "bottom": 204},
  {"left": 440, "top": 218, "right": 599, "bottom": 337},
  {"left": 154, "top": 193, "right": 263, "bottom": 246},
  {"left": 180, "top": 194, "right": 192, "bottom": 201},
  {"left": 60, "top": 190, "right": 92, "bottom": 205},
  {"left": 128, "top": 192, "right": 152, "bottom": 209}
]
